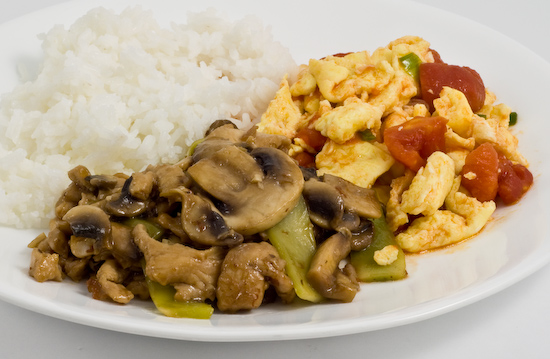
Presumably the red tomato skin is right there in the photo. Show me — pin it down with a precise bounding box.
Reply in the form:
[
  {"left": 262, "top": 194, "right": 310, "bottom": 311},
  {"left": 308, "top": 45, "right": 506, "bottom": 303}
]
[
  {"left": 497, "top": 154, "right": 534, "bottom": 205},
  {"left": 460, "top": 142, "right": 499, "bottom": 202},
  {"left": 383, "top": 116, "right": 448, "bottom": 172},
  {"left": 296, "top": 127, "right": 327, "bottom": 152},
  {"left": 293, "top": 151, "right": 316, "bottom": 168},
  {"left": 419, "top": 62, "right": 486, "bottom": 113}
]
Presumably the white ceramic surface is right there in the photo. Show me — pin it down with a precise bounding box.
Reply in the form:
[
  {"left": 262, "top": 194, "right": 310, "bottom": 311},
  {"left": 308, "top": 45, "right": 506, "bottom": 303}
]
[{"left": 0, "top": 0, "right": 549, "bottom": 343}]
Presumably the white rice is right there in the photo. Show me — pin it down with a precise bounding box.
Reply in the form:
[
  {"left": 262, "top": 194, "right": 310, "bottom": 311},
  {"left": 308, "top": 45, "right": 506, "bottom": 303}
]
[{"left": 0, "top": 6, "right": 297, "bottom": 229}]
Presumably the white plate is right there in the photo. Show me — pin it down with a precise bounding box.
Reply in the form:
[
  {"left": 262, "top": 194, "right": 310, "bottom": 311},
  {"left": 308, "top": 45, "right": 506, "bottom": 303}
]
[{"left": 0, "top": 0, "right": 549, "bottom": 342}]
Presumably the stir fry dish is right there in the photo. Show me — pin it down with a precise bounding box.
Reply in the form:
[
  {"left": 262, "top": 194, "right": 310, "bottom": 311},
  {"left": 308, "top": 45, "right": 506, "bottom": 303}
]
[{"left": 27, "top": 35, "right": 533, "bottom": 318}]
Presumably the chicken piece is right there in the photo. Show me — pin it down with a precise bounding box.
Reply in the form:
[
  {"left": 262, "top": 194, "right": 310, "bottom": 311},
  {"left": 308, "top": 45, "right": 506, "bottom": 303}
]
[
  {"left": 216, "top": 242, "right": 295, "bottom": 313},
  {"left": 434, "top": 87, "right": 474, "bottom": 138},
  {"left": 257, "top": 75, "right": 304, "bottom": 138},
  {"left": 396, "top": 177, "right": 496, "bottom": 252},
  {"left": 316, "top": 140, "right": 395, "bottom": 188},
  {"left": 314, "top": 96, "right": 383, "bottom": 144},
  {"left": 400, "top": 151, "right": 455, "bottom": 216},
  {"left": 133, "top": 224, "right": 225, "bottom": 302},
  {"left": 29, "top": 248, "right": 63, "bottom": 282},
  {"left": 96, "top": 259, "right": 134, "bottom": 304}
]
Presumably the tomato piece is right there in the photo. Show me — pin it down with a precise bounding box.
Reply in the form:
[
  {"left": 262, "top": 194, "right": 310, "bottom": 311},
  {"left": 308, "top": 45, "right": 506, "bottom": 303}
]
[
  {"left": 419, "top": 62, "right": 486, "bottom": 112},
  {"left": 429, "top": 48, "right": 444, "bottom": 63},
  {"left": 293, "top": 151, "right": 316, "bottom": 168},
  {"left": 295, "top": 127, "right": 327, "bottom": 152},
  {"left": 460, "top": 143, "right": 499, "bottom": 202},
  {"left": 497, "top": 154, "right": 533, "bottom": 205},
  {"left": 383, "top": 116, "right": 448, "bottom": 172}
]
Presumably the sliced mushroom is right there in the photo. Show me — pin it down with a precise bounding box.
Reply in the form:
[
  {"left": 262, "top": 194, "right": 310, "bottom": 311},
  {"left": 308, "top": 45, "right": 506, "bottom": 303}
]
[
  {"left": 179, "top": 188, "right": 243, "bottom": 247},
  {"left": 302, "top": 178, "right": 344, "bottom": 230},
  {"left": 104, "top": 177, "right": 147, "bottom": 217},
  {"left": 204, "top": 119, "right": 238, "bottom": 137},
  {"left": 187, "top": 146, "right": 304, "bottom": 235},
  {"left": 307, "top": 231, "right": 359, "bottom": 302},
  {"left": 132, "top": 224, "right": 225, "bottom": 302},
  {"left": 322, "top": 174, "right": 382, "bottom": 219},
  {"left": 62, "top": 204, "right": 111, "bottom": 242},
  {"left": 216, "top": 242, "right": 295, "bottom": 313},
  {"left": 350, "top": 219, "right": 374, "bottom": 251}
]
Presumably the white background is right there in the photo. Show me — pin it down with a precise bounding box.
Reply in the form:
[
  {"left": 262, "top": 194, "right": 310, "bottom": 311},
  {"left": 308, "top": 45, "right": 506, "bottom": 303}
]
[{"left": 1, "top": 0, "right": 549, "bottom": 358}]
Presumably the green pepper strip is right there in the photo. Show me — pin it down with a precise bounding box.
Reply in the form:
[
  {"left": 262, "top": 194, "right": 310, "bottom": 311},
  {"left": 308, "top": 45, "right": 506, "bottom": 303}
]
[
  {"left": 146, "top": 278, "right": 214, "bottom": 319},
  {"left": 266, "top": 196, "right": 324, "bottom": 303},
  {"left": 509, "top": 111, "right": 518, "bottom": 126},
  {"left": 399, "top": 52, "right": 422, "bottom": 83},
  {"left": 350, "top": 212, "right": 407, "bottom": 282},
  {"left": 123, "top": 218, "right": 165, "bottom": 240},
  {"left": 359, "top": 128, "right": 376, "bottom": 141}
]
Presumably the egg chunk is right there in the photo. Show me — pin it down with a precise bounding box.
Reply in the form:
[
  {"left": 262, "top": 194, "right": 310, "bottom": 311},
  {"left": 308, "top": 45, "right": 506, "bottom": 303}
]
[
  {"left": 396, "top": 177, "right": 496, "bottom": 252},
  {"left": 400, "top": 151, "right": 455, "bottom": 216},
  {"left": 316, "top": 139, "right": 394, "bottom": 188}
]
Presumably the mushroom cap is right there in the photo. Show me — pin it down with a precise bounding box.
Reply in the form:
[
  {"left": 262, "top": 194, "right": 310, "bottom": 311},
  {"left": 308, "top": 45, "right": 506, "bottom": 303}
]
[
  {"left": 62, "top": 204, "right": 112, "bottom": 242},
  {"left": 187, "top": 145, "right": 304, "bottom": 235}
]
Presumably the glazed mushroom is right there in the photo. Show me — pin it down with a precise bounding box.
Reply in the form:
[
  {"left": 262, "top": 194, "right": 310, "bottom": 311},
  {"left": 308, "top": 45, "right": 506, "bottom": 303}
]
[
  {"left": 322, "top": 174, "right": 382, "bottom": 219},
  {"left": 104, "top": 176, "right": 147, "bottom": 217},
  {"left": 187, "top": 145, "right": 304, "bottom": 235},
  {"left": 62, "top": 204, "right": 111, "bottom": 242},
  {"left": 302, "top": 178, "right": 345, "bottom": 230},
  {"left": 307, "top": 231, "right": 360, "bottom": 302},
  {"left": 179, "top": 188, "right": 243, "bottom": 247},
  {"left": 216, "top": 241, "right": 295, "bottom": 313}
]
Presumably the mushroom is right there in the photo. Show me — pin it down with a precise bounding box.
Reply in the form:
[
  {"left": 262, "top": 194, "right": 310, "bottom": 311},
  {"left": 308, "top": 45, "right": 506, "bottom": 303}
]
[
  {"left": 322, "top": 174, "right": 382, "bottom": 219},
  {"left": 216, "top": 242, "right": 295, "bottom": 313},
  {"left": 62, "top": 204, "right": 111, "bottom": 242},
  {"left": 179, "top": 188, "right": 243, "bottom": 247},
  {"left": 104, "top": 176, "right": 147, "bottom": 217},
  {"left": 307, "top": 231, "right": 359, "bottom": 302},
  {"left": 132, "top": 224, "right": 225, "bottom": 302},
  {"left": 302, "top": 178, "right": 345, "bottom": 230},
  {"left": 350, "top": 219, "right": 374, "bottom": 251},
  {"left": 187, "top": 145, "right": 304, "bottom": 235}
]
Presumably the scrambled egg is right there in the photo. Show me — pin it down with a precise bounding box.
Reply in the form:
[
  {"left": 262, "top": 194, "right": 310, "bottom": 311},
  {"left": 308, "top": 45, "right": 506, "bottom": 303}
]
[
  {"left": 256, "top": 35, "right": 527, "bottom": 254},
  {"left": 316, "top": 140, "right": 395, "bottom": 188},
  {"left": 400, "top": 151, "right": 455, "bottom": 216},
  {"left": 396, "top": 177, "right": 496, "bottom": 252}
]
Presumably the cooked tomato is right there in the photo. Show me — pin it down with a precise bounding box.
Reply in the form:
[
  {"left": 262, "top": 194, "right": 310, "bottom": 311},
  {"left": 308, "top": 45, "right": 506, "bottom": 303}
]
[
  {"left": 295, "top": 127, "right": 327, "bottom": 152},
  {"left": 419, "top": 62, "right": 485, "bottom": 112},
  {"left": 429, "top": 48, "right": 444, "bottom": 63},
  {"left": 383, "top": 116, "right": 448, "bottom": 172},
  {"left": 293, "top": 151, "right": 316, "bottom": 168},
  {"left": 460, "top": 143, "right": 499, "bottom": 202},
  {"left": 497, "top": 154, "right": 533, "bottom": 205}
]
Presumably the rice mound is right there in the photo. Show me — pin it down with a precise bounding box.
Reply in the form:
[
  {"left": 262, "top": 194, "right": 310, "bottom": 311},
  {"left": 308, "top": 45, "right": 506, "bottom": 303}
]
[{"left": 0, "top": 6, "right": 297, "bottom": 229}]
